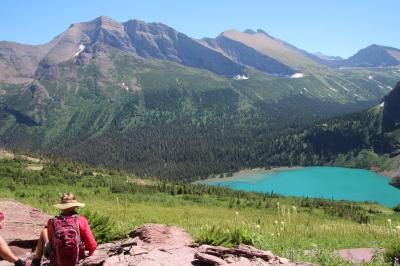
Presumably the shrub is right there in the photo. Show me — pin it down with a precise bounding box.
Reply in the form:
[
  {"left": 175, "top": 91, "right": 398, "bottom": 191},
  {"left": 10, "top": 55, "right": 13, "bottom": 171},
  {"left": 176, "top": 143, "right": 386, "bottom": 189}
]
[
  {"left": 195, "top": 225, "right": 231, "bottom": 247},
  {"left": 79, "top": 209, "right": 125, "bottom": 243},
  {"left": 385, "top": 241, "right": 400, "bottom": 265},
  {"left": 195, "top": 225, "right": 255, "bottom": 247},
  {"left": 393, "top": 204, "right": 400, "bottom": 213},
  {"left": 230, "top": 227, "right": 254, "bottom": 246}
]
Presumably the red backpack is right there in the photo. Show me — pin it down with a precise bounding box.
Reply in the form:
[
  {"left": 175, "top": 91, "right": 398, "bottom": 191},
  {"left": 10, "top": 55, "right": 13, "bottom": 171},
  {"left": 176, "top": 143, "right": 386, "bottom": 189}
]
[{"left": 49, "top": 215, "right": 85, "bottom": 266}]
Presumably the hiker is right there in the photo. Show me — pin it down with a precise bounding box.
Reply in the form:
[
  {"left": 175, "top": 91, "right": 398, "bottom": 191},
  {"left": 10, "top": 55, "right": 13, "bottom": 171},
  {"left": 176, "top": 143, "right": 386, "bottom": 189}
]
[
  {"left": 31, "top": 193, "right": 97, "bottom": 266},
  {"left": 0, "top": 211, "right": 26, "bottom": 266}
]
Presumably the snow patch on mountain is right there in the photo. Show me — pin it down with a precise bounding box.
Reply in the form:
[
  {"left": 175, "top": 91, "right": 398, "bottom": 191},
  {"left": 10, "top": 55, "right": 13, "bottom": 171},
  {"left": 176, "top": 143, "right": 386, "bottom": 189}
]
[
  {"left": 291, "top": 73, "right": 304, "bottom": 79},
  {"left": 120, "top": 82, "right": 130, "bottom": 91},
  {"left": 233, "top": 74, "right": 249, "bottom": 80},
  {"left": 75, "top": 44, "right": 85, "bottom": 57}
]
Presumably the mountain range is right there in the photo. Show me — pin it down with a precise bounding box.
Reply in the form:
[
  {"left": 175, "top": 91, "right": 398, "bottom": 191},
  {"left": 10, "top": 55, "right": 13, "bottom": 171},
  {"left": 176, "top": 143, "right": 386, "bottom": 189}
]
[
  {"left": 1, "top": 16, "right": 399, "bottom": 82},
  {"left": 1, "top": 16, "right": 400, "bottom": 179}
]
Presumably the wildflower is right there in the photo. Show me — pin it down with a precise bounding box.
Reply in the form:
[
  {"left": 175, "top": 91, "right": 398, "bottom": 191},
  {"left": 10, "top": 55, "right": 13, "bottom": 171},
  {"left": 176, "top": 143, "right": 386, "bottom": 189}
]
[
  {"left": 281, "top": 221, "right": 285, "bottom": 225},
  {"left": 235, "top": 211, "right": 239, "bottom": 216},
  {"left": 388, "top": 219, "right": 392, "bottom": 223},
  {"left": 280, "top": 227, "right": 284, "bottom": 231},
  {"left": 271, "top": 233, "right": 274, "bottom": 236},
  {"left": 277, "top": 233, "right": 280, "bottom": 236},
  {"left": 274, "top": 220, "right": 278, "bottom": 224},
  {"left": 396, "top": 226, "right": 400, "bottom": 230},
  {"left": 256, "top": 224, "right": 260, "bottom": 229}
]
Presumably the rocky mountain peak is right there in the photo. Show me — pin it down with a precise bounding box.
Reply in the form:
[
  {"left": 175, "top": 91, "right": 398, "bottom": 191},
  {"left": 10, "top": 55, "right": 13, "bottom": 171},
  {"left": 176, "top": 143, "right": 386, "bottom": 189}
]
[
  {"left": 93, "top": 16, "right": 122, "bottom": 28},
  {"left": 243, "top": 29, "right": 256, "bottom": 34},
  {"left": 256, "top": 29, "right": 273, "bottom": 37},
  {"left": 123, "top": 19, "right": 177, "bottom": 38},
  {"left": 346, "top": 44, "right": 400, "bottom": 67}
]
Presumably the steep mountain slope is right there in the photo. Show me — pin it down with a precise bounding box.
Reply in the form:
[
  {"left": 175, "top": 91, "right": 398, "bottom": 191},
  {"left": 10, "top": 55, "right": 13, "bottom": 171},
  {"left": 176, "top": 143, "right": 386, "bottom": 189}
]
[
  {"left": 259, "top": 81, "right": 400, "bottom": 171},
  {"left": 211, "top": 29, "right": 322, "bottom": 71},
  {"left": 202, "top": 34, "right": 295, "bottom": 76},
  {"left": 346, "top": 45, "right": 400, "bottom": 68},
  {"left": 0, "top": 41, "right": 50, "bottom": 83}
]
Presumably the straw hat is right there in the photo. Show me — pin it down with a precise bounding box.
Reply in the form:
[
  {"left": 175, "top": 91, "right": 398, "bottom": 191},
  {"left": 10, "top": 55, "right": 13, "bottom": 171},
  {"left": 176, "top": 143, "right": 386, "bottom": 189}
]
[{"left": 54, "top": 192, "right": 85, "bottom": 209}]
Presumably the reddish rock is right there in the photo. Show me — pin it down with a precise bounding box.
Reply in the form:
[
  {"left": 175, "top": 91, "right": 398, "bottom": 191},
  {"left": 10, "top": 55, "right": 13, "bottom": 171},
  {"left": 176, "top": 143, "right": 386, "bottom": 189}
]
[
  {"left": 0, "top": 199, "right": 51, "bottom": 264},
  {"left": 0, "top": 200, "right": 50, "bottom": 246},
  {"left": 129, "top": 223, "right": 194, "bottom": 248},
  {"left": 194, "top": 252, "right": 227, "bottom": 265},
  {"left": 235, "top": 244, "right": 275, "bottom": 261},
  {"left": 337, "top": 248, "right": 383, "bottom": 264}
]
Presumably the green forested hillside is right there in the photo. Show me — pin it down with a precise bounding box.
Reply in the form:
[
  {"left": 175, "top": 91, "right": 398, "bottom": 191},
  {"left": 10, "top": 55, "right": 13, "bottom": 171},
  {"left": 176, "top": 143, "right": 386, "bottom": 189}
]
[
  {"left": 0, "top": 51, "right": 399, "bottom": 179},
  {"left": 1, "top": 54, "right": 397, "bottom": 179},
  {"left": 255, "top": 81, "right": 400, "bottom": 172}
]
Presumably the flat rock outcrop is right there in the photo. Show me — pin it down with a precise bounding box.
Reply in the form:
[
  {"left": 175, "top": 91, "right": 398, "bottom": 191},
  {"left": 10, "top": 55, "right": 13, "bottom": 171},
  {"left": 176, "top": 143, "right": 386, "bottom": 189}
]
[
  {"left": 336, "top": 248, "right": 384, "bottom": 264},
  {"left": 78, "top": 224, "right": 315, "bottom": 266},
  {"left": 0, "top": 200, "right": 51, "bottom": 265},
  {"left": 0, "top": 201, "right": 315, "bottom": 265},
  {"left": 0, "top": 200, "right": 50, "bottom": 248}
]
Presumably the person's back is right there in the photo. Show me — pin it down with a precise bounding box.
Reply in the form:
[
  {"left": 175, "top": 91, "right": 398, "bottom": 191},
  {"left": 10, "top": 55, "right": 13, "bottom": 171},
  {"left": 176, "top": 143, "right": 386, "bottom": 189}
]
[
  {"left": 31, "top": 193, "right": 96, "bottom": 266},
  {"left": 47, "top": 213, "right": 96, "bottom": 266}
]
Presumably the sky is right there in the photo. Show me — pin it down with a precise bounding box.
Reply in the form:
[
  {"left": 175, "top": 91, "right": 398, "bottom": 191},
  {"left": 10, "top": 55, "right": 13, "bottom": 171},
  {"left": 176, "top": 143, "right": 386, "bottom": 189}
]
[{"left": 0, "top": 0, "right": 399, "bottom": 58}]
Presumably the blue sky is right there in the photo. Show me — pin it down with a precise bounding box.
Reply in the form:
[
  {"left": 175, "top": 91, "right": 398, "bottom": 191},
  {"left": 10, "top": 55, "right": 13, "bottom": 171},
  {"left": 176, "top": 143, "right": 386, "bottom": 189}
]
[{"left": 1, "top": 0, "right": 398, "bottom": 58}]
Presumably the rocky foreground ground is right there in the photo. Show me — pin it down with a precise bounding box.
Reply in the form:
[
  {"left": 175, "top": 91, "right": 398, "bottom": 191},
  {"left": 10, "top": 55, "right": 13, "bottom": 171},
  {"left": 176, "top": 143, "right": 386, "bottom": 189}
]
[{"left": 0, "top": 200, "right": 380, "bottom": 265}]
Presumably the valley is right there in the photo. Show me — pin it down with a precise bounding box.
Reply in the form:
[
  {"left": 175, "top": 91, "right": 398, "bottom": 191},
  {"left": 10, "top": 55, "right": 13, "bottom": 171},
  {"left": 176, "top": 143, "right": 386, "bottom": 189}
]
[{"left": 0, "top": 16, "right": 400, "bottom": 179}]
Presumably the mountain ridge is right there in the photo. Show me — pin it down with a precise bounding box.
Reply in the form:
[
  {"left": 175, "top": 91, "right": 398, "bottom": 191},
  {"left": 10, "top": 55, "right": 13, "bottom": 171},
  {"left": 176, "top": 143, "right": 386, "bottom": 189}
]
[{"left": 1, "top": 16, "right": 399, "bottom": 82}]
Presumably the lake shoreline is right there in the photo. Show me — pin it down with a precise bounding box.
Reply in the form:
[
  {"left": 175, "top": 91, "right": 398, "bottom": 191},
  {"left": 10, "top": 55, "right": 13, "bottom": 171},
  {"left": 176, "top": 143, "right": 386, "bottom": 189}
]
[
  {"left": 197, "top": 165, "right": 397, "bottom": 184},
  {"left": 379, "top": 170, "right": 397, "bottom": 179},
  {"left": 197, "top": 166, "right": 400, "bottom": 208},
  {"left": 197, "top": 166, "right": 303, "bottom": 184}
]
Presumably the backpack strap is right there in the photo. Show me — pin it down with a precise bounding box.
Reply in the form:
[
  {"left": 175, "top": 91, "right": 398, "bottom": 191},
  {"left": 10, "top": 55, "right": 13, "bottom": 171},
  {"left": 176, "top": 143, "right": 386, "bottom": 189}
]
[{"left": 72, "top": 214, "right": 82, "bottom": 240}]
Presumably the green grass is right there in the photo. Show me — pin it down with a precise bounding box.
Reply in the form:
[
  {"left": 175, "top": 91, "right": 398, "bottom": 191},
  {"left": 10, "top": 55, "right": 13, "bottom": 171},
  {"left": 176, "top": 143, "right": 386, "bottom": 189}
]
[{"left": 1, "top": 154, "right": 400, "bottom": 265}]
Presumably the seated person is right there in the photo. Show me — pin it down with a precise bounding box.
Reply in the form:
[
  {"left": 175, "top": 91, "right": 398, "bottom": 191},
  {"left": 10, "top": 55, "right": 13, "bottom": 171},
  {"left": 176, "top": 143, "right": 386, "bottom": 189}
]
[
  {"left": 31, "top": 193, "right": 97, "bottom": 266},
  {"left": 0, "top": 211, "right": 26, "bottom": 266}
]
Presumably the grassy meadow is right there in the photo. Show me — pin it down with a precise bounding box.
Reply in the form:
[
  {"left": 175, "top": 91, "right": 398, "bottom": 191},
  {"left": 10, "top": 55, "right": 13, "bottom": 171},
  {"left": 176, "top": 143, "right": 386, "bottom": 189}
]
[{"left": 0, "top": 151, "right": 400, "bottom": 265}]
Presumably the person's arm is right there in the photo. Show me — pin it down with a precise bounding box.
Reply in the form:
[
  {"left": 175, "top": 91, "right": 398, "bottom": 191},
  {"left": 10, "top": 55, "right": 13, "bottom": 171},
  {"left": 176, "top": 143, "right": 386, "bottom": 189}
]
[
  {"left": 0, "top": 235, "right": 18, "bottom": 262},
  {"left": 78, "top": 216, "right": 97, "bottom": 255},
  {"left": 0, "top": 236, "right": 25, "bottom": 265}
]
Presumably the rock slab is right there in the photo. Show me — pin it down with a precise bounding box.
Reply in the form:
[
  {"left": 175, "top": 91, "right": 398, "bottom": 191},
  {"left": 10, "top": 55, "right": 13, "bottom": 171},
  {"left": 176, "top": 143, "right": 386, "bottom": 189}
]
[
  {"left": 0, "top": 200, "right": 50, "bottom": 254},
  {"left": 78, "top": 224, "right": 316, "bottom": 266},
  {"left": 337, "top": 248, "right": 384, "bottom": 264}
]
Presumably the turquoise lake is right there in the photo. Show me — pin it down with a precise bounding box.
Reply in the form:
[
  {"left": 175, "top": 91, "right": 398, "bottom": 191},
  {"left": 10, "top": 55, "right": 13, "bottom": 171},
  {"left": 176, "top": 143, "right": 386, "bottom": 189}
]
[{"left": 206, "top": 167, "right": 400, "bottom": 207}]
